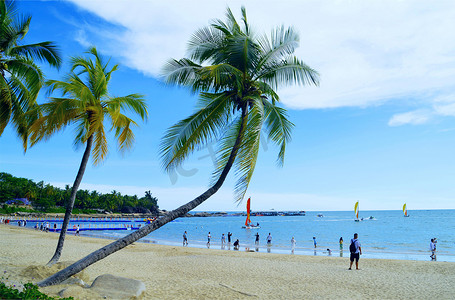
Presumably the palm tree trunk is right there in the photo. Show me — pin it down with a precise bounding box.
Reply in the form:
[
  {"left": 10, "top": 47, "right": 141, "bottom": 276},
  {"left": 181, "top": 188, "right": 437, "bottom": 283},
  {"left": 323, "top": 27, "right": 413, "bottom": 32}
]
[
  {"left": 47, "top": 135, "right": 93, "bottom": 266},
  {"left": 38, "top": 108, "right": 248, "bottom": 287}
]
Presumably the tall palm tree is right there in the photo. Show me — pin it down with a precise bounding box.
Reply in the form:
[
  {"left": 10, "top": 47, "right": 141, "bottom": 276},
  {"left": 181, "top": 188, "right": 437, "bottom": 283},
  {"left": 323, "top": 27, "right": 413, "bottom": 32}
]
[
  {"left": 0, "top": 0, "right": 61, "bottom": 147},
  {"left": 29, "top": 46, "right": 148, "bottom": 265},
  {"left": 37, "top": 7, "right": 319, "bottom": 287}
]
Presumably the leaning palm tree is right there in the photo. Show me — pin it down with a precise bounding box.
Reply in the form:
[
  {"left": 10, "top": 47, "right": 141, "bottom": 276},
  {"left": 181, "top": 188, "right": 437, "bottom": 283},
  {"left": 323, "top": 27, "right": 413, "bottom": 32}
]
[
  {"left": 0, "top": 0, "right": 61, "bottom": 147},
  {"left": 29, "top": 46, "right": 148, "bottom": 265},
  {"left": 38, "top": 7, "right": 318, "bottom": 287}
]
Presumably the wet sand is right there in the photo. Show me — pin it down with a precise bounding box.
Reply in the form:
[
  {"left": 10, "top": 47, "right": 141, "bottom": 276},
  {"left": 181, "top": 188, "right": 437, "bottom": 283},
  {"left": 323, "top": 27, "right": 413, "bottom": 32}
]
[{"left": 1, "top": 224, "right": 454, "bottom": 299}]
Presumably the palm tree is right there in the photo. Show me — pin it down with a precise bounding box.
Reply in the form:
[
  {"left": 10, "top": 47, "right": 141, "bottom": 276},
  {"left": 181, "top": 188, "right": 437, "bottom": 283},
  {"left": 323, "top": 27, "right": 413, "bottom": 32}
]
[
  {"left": 29, "top": 46, "right": 148, "bottom": 265},
  {"left": 37, "top": 7, "right": 318, "bottom": 287},
  {"left": 0, "top": 0, "right": 61, "bottom": 147}
]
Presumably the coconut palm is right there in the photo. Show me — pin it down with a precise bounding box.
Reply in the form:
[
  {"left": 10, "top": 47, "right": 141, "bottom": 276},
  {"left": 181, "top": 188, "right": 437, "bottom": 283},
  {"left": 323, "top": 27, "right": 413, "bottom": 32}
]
[
  {"left": 29, "top": 46, "right": 148, "bottom": 265},
  {"left": 0, "top": 0, "right": 61, "bottom": 147},
  {"left": 37, "top": 7, "right": 318, "bottom": 287}
]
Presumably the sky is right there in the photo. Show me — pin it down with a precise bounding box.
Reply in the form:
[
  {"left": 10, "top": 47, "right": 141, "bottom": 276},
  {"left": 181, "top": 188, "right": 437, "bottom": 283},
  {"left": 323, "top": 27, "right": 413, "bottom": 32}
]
[{"left": 1, "top": 0, "right": 455, "bottom": 211}]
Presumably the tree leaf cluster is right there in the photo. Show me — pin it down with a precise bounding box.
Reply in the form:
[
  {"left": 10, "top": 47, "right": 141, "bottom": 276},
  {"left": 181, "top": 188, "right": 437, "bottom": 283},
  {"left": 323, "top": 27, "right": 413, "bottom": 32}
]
[{"left": 0, "top": 172, "right": 159, "bottom": 214}]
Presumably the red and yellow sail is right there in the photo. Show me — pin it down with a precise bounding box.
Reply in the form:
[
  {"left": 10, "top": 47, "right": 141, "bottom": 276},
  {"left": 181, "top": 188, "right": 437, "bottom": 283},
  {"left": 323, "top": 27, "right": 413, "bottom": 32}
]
[
  {"left": 403, "top": 203, "right": 408, "bottom": 217},
  {"left": 354, "top": 201, "right": 359, "bottom": 219},
  {"left": 245, "top": 197, "right": 251, "bottom": 226}
]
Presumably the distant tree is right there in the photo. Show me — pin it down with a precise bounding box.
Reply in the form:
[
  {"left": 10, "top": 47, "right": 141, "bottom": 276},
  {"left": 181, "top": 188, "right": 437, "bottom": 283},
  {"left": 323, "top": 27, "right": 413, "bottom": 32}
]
[
  {"left": 29, "top": 47, "right": 148, "bottom": 265},
  {"left": 0, "top": 0, "right": 61, "bottom": 147},
  {"left": 37, "top": 7, "right": 319, "bottom": 287}
]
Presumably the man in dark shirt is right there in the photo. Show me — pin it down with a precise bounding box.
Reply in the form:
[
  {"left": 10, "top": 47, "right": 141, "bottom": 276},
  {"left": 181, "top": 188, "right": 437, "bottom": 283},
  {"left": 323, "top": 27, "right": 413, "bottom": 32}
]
[{"left": 349, "top": 233, "right": 362, "bottom": 270}]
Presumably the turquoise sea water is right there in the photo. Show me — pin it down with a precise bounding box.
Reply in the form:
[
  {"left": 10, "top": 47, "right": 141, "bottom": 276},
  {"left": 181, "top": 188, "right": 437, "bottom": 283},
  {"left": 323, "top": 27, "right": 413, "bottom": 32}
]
[{"left": 25, "top": 210, "right": 455, "bottom": 262}]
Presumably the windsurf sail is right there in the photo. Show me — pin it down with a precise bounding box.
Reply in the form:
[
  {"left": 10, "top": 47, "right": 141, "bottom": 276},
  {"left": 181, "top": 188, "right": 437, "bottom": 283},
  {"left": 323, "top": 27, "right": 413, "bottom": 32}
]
[
  {"left": 354, "top": 201, "right": 359, "bottom": 220},
  {"left": 245, "top": 197, "right": 251, "bottom": 226},
  {"left": 403, "top": 203, "right": 408, "bottom": 217}
]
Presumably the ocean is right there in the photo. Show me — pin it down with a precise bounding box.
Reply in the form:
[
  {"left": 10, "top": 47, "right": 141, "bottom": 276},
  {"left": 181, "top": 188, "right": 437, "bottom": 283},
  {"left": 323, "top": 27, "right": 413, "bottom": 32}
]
[{"left": 23, "top": 209, "right": 455, "bottom": 262}]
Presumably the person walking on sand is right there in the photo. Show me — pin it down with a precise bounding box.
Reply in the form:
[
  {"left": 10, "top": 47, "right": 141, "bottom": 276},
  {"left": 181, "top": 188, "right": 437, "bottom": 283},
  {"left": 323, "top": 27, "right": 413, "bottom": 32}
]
[
  {"left": 207, "top": 232, "right": 211, "bottom": 247},
  {"left": 75, "top": 224, "right": 80, "bottom": 236},
  {"left": 313, "top": 236, "right": 317, "bottom": 248},
  {"left": 183, "top": 231, "right": 188, "bottom": 246},
  {"left": 349, "top": 233, "right": 362, "bottom": 270},
  {"left": 430, "top": 238, "right": 436, "bottom": 260}
]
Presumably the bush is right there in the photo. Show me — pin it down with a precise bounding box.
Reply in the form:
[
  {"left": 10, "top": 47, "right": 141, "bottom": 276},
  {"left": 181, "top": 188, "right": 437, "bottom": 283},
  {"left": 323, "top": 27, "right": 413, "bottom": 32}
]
[{"left": 0, "top": 281, "right": 73, "bottom": 300}]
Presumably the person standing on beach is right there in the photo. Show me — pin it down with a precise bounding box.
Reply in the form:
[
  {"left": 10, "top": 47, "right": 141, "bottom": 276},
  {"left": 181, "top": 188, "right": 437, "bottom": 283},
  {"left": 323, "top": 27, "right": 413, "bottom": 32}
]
[
  {"left": 183, "top": 231, "right": 188, "bottom": 246},
  {"left": 349, "top": 233, "right": 362, "bottom": 270},
  {"left": 291, "top": 237, "right": 296, "bottom": 254},
  {"left": 430, "top": 238, "right": 436, "bottom": 260},
  {"left": 267, "top": 233, "right": 272, "bottom": 245},
  {"left": 228, "top": 232, "right": 232, "bottom": 244},
  {"left": 339, "top": 237, "right": 343, "bottom": 250},
  {"left": 313, "top": 236, "right": 317, "bottom": 248},
  {"left": 75, "top": 224, "right": 80, "bottom": 236},
  {"left": 207, "top": 232, "right": 211, "bottom": 248},
  {"left": 221, "top": 233, "right": 226, "bottom": 245},
  {"left": 255, "top": 233, "right": 260, "bottom": 246}
]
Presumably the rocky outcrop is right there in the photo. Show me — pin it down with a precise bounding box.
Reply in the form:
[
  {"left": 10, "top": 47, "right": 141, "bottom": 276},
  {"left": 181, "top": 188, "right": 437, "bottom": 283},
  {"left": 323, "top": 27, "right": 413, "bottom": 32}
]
[{"left": 58, "top": 274, "right": 146, "bottom": 299}]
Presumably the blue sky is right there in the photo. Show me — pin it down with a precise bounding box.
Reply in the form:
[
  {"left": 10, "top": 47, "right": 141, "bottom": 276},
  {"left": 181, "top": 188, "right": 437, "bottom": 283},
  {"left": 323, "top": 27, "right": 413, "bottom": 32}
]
[{"left": 2, "top": 0, "right": 455, "bottom": 211}]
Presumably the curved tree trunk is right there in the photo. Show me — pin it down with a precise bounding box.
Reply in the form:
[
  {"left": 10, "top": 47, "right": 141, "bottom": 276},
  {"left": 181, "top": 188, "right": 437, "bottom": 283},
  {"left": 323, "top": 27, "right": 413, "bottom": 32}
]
[
  {"left": 47, "top": 135, "right": 93, "bottom": 266},
  {"left": 38, "top": 108, "right": 248, "bottom": 287}
]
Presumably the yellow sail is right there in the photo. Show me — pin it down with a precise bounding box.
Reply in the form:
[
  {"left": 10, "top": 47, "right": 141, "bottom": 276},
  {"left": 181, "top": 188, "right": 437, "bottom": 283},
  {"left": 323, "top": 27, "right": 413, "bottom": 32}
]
[
  {"left": 354, "top": 201, "right": 359, "bottom": 219},
  {"left": 403, "top": 203, "right": 407, "bottom": 217}
]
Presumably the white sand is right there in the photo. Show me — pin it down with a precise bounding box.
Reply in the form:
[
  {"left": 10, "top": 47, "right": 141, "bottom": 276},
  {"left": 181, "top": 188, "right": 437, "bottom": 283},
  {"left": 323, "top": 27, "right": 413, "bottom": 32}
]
[{"left": 1, "top": 224, "right": 454, "bottom": 299}]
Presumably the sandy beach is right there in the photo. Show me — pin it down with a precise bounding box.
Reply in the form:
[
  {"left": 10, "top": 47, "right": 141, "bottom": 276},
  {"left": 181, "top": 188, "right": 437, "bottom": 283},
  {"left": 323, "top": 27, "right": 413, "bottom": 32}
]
[{"left": 1, "top": 224, "right": 454, "bottom": 299}]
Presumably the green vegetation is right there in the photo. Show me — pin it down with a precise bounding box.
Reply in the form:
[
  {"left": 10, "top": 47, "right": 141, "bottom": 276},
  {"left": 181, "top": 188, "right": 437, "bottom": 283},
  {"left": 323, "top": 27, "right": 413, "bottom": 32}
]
[
  {"left": 0, "top": 281, "right": 73, "bottom": 300},
  {"left": 0, "top": 172, "right": 159, "bottom": 214},
  {"left": 0, "top": 0, "right": 61, "bottom": 147}
]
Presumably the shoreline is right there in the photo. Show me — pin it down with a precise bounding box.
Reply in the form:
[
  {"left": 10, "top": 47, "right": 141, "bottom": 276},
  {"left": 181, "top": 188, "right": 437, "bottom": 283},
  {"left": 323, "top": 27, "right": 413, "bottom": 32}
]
[
  {"left": 5, "top": 214, "right": 453, "bottom": 262},
  {"left": 2, "top": 224, "right": 455, "bottom": 299}
]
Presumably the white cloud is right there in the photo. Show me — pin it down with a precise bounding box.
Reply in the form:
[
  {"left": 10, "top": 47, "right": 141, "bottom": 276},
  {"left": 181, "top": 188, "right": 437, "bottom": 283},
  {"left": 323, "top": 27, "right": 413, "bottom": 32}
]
[
  {"left": 66, "top": 0, "right": 455, "bottom": 111},
  {"left": 434, "top": 102, "right": 455, "bottom": 117},
  {"left": 388, "top": 109, "right": 432, "bottom": 126}
]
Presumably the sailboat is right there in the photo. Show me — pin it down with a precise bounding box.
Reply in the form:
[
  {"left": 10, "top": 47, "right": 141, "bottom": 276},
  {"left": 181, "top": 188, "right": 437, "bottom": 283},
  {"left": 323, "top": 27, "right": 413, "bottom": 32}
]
[
  {"left": 354, "top": 201, "right": 360, "bottom": 222},
  {"left": 403, "top": 203, "right": 410, "bottom": 217},
  {"left": 242, "top": 197, "right": 260, "bottom": 229}
]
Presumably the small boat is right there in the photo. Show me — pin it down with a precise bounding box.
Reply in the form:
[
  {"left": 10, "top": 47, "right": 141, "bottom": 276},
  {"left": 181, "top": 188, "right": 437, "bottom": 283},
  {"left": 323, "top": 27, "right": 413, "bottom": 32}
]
[
  {"left": 354, "top": 201, "right": 360, "bottom": 222},
  {"left": 317, "top": 214, "right": 324, "bottom": 217},
  {"left": 242, "top": 197, "right": 260, "bottom": 229},
  {"left": 403, "top": 203, "right": 410, "bottom": 217}
]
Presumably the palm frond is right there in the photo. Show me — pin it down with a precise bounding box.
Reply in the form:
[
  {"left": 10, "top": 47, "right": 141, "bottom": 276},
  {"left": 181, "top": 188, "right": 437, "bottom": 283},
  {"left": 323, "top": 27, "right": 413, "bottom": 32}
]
[
  {"left": 11, "top": 41, "right": 62, "bottom": 68},
  {"left": 14, "top": 15, "right": 30, "bottom": 39},
  {"left": 162, "top": 58, "right": 202, "bottom": 91},
  {"left": 160, "top": 92, "right": 233, "bottom": 172},
  {"left": 5, "top": 57, "right": 43, "bottom": 97},
  {"left": 255, "top": 26, "right": 300, "bottom": 74},
  {"left": 188, "top": 26, "right": 225, "bottom": 63},
  {"left": 263, "top": 100, "right": 294, "bottom": 166},
  {"left": 106, "top": 94, "right": 147, "bottom": 121},
  {"left": 28, "top": 97, "right": 80, "bottom": 145},
  {"left": 232, "top": 98, "right": 264, "bottom": 202},
  {"left": 0, "top": 78, "right": 12, "bottom": 134},
  {"left": 92, "top": 122, "right": 107, "bottom": 165},
  {"left": 111, "top": 113, "right": 136, "bottom": 153},
  {"left": 257, "top": 55, "right": 320, "bottom": 89}
]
